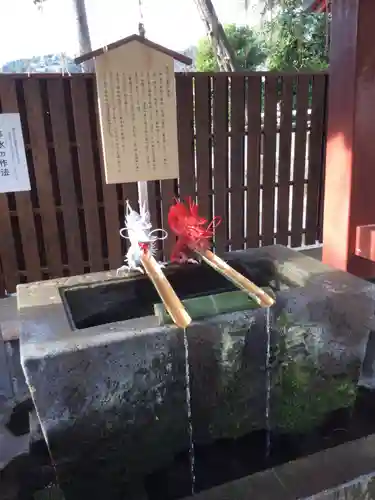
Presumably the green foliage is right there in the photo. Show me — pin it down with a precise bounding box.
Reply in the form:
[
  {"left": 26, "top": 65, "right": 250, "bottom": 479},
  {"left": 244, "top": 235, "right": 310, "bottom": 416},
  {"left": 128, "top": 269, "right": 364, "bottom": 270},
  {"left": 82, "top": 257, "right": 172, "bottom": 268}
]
[
  {"left": 263, "top": 0, "right": 328, "bottom": 71},
  {"left": 195, "top": 24, "right": 267, "bottom": 72},
  {"left": 195, "top": 1, "right": 328, "bottom": 73},
  {"left": 195, "top": 38, "right": 217, "bottom": 73},
  {"left": 32, "top": 0, "right": 328, "bottom": 73}
]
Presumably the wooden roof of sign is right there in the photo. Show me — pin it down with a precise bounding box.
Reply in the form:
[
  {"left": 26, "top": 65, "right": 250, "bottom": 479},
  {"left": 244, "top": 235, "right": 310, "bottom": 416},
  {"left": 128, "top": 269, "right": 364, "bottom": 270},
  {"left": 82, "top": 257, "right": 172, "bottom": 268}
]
[{"left": 74, "top": 34, "right": 193, "bottom": 66}]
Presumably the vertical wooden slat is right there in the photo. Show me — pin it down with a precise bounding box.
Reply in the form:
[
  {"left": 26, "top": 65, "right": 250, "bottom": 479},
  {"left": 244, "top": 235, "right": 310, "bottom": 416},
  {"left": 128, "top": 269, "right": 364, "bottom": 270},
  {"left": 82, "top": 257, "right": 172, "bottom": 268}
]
[
  {"left": 213, "top": 75, "right": 229, "bottom": 253},
  {"left": 0, "top": 77, "right": 16, "bottom": 295},
  {"left": 0, "top": 261, "right": 5, "bottom": 297},
  {"left": 246, "top": 75, "right": 262, "bottom": 248},
  {"left": 0, "top": 196, "right": 17, "bottom": 293},
  {"left": 175, "top": 74, "right": 195, "bottom": 200},
  {"left": 305, "top": 75, "right": 326, "bottom": 245},
  {"left": 146, "top": 181, "right": 163, "bottom": 260},
  {"left": 230, "top": 75, "right": 245, "bottom": 250},
  {"left": 195, "top": 74, "right": 212, "bottom": 222},
  {"left": 291, "top": 74, "right": 309, "bottom": 247},
  {"left": 70, "top": 77, "right": 104, "bottom": 272},
  {"left": 277, "top": 76, "right": 294, "bottom": 245},
  {"left": 23, "top": 78, "right": 63, "bottom": 278},
  {"left": 317, "top": 77, "right": 328, "bottom": 243},
  {"left": 47, "top": 78, "right": 84, "bottom": 276},
  {"left": 91, "top": 79, "right": 123, "bottom": 270},
  {"left": 160, "top": 179, "right": 176, "bottom": 260},
  {"left": 262, "top": 75, "right": 278, "bottom": 246},
  {"left": 146, "top": 182, "right": 160, "bottom": 231},
  {"left": 0, "top": 76, "right": 41, "bottom": 285},
  {"left": 0, "top": 75, "right": 18, "bottom": 292},
  {"left": 122, "top": 182, "right": 139, "bottom": 210}
]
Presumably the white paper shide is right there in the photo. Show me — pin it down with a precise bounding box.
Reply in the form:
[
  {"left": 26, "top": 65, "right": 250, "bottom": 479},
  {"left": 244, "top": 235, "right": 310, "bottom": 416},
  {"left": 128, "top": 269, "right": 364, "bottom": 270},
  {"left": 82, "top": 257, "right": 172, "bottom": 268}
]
[{"left": 0, "top": 113, "right": 30, "bottom": 193}]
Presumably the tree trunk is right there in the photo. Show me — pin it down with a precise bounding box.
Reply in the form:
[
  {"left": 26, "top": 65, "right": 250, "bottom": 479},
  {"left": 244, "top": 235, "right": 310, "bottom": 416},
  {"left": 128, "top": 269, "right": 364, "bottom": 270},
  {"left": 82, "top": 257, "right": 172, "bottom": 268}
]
[
  {"left": 73, "top": 0, "right": 94, "bottom": 72},
  {"left": 194, "top": 0, "right": 239, "bottom": 71}
]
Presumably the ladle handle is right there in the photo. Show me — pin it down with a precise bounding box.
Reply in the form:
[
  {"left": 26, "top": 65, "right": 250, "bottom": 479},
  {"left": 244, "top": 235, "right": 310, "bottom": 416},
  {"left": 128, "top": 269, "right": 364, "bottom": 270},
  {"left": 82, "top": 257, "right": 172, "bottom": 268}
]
[
  {"left": 140, "top": 252, "right": 192, "bottom": 328},
  {"left": 197, "top": 249, "right": 275, "bottom": 308}
]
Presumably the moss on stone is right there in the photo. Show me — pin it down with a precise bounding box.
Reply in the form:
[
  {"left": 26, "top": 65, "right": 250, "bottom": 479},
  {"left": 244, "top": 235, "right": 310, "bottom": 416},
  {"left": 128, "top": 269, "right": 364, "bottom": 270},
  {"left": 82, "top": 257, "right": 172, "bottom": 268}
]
[
  {"left": 272, "top": 311, "right": 357, "bottom": 434},
  {"left": 273, "top": 358, "right": 357, "bottom": 433}
]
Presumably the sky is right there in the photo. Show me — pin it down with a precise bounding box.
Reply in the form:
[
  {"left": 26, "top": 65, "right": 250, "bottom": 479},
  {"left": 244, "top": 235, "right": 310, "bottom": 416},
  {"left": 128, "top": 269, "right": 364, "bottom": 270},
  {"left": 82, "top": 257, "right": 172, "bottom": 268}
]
[{"left": 0, "top": 0, "right": 263, "bottom": 65}]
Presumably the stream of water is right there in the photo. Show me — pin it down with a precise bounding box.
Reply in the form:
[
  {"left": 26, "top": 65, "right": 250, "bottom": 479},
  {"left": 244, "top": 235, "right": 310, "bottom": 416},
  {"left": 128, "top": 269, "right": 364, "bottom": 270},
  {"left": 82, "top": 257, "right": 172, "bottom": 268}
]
[
  {"left": 265, "top": 307, "right": 272, "bottom": 458},
  {"left": 182, "top": 308, "right": 272, "bottom": 496},
  {"left": 183, "top": 328, "right": 196, "bottom": 496}
]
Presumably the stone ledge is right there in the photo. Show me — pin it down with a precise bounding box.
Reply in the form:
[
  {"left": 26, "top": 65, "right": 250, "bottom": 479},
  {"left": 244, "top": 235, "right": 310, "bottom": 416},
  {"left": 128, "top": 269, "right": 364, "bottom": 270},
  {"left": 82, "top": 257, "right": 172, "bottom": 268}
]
[
  {"left": 0, "top": 296, "right": 19, "bottom": 342},
  {"left": 182, "top": 434, "right": 375, "bottom": 500}
]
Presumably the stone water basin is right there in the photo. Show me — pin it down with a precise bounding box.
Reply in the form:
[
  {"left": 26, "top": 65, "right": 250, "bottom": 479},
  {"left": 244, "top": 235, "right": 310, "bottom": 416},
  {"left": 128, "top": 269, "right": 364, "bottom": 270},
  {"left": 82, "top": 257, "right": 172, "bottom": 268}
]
[{"left": 17, "top": 245, "right": 375, "bottom": 500}]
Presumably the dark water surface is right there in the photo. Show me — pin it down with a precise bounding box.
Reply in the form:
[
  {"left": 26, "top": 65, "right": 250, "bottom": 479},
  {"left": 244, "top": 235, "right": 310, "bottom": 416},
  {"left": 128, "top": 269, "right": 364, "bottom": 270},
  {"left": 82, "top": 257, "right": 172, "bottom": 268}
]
[{"left": 63, "top": 257, "right": 280, "bottom": 329}]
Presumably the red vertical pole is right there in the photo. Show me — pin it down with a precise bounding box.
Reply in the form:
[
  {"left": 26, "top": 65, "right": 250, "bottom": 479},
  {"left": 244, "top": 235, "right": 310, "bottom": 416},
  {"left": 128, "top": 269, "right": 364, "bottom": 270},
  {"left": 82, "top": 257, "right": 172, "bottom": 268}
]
[
  {"left": 322, "top": 0, "right": 375, "bottom": 278},
  {"left": 0, "top": 258, "right": 5, "bottom": 297}
]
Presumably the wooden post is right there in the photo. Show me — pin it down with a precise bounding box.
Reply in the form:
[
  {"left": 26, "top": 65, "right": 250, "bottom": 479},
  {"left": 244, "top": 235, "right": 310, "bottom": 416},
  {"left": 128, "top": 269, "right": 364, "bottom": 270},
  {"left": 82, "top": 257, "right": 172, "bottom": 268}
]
[
  {"left": 322, "top": 0, "right": 375, "bottom": 278},
  {"left": 73, "top": 36, "right": 193, "bottom": 327}
]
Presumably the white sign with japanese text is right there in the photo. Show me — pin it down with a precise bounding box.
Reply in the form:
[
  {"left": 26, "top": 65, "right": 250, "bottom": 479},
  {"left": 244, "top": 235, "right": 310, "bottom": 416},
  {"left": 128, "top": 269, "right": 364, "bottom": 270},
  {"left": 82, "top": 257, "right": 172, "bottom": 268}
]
[
  {"left": 95, "top": 40, "right": 180, "bottom": 184},
  {"left": 0, "top": 113, "right": 30, "bottom": 193}
]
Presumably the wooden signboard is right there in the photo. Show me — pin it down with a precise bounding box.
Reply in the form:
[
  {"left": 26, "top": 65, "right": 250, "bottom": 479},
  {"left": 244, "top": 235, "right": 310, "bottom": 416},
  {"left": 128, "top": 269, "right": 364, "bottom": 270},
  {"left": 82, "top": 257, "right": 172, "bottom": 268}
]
[
  {"left": 0, "top": 113, "right": 30, "bottom": 193},
  {"left": 84, "top": 38, "right": 189, "bottom": 185}
]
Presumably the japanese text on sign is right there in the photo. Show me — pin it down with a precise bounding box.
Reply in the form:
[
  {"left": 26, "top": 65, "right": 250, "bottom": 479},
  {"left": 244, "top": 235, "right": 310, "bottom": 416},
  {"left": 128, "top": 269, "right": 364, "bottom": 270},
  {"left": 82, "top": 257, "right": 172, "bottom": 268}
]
[
  {"left": 0, "top": 113, "right": 30, "bottom": 193},
  {"left": 94, "top": 44, "right": 179, "bottom": 184}
]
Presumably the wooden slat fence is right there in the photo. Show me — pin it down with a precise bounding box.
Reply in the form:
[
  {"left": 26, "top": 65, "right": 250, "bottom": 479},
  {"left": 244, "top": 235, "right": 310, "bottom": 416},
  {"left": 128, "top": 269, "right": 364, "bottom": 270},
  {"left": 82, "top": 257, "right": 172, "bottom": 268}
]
[{"left": 0, "top": 71, "right": 328, "bottom": 295}]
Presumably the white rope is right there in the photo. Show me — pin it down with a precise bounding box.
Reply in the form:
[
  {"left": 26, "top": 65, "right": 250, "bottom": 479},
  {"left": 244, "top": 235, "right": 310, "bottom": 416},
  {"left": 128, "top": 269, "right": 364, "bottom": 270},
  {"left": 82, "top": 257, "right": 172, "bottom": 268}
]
[{"left": 117, "top": 200, "right": 167, "bottom": 274}]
